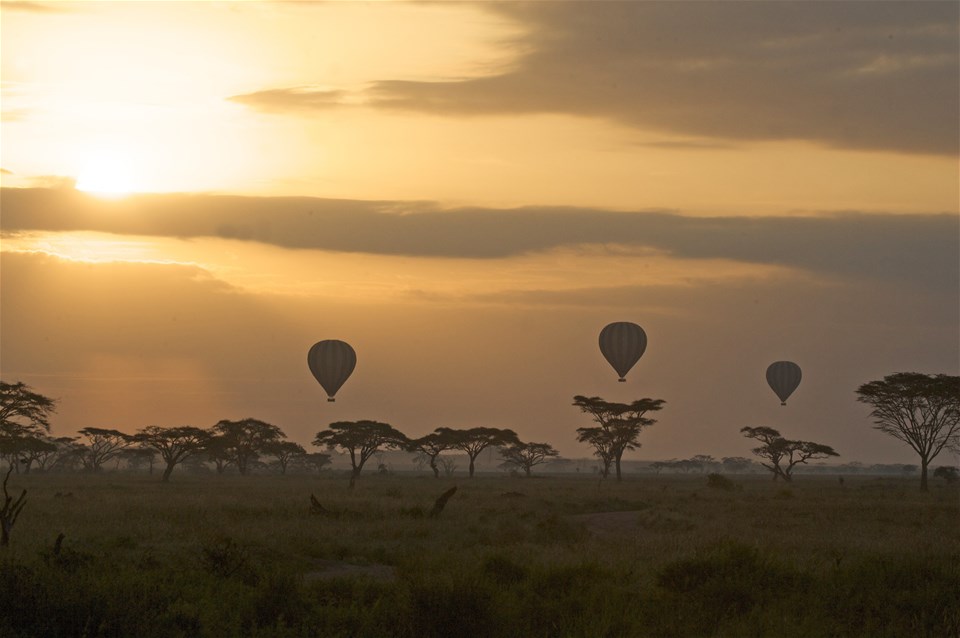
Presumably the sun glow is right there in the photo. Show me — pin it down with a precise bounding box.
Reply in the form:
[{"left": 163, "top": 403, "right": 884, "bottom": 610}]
[{"left": 75, "top": 151, "right": 138, "bottom": 197}]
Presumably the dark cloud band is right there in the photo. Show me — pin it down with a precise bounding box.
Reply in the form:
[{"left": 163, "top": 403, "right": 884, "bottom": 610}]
[
  {"left": 2, "top": 188, "right": 956, "bottom": 292},
  {"left": 232, "top": 2, "right": 959, "bottom": 156}
]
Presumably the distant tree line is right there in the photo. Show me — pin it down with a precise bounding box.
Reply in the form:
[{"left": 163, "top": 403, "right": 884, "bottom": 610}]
[{"left": 2, "top": 371, "right": 957, "bottom": 489}]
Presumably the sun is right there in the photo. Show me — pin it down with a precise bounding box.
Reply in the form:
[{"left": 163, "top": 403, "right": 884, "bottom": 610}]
[{"left": 75, "top": 151, "right": 138, "bottom": 197}]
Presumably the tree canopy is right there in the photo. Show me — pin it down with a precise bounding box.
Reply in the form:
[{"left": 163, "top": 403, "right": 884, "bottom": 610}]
[
  {"left": 499, "top": 441, "right": 559, "bottom": 477},
  {"left": 0, "top": 382, "right": 57, "bottom": 437},
  {"left": 135, "top": 425, "right": 211, "bottom": 482},
  {"left": 314, "top": 420, "right": 408, "bottom": 486},
  {"left": 740, "top": 426, "right": 839, "bottom": 481},
  {"left": 436, "top": 427, "right": 519, "bottom": 478},
  {"left": 406, "top": 430, "right": 458, "bottom": 478},
  {"left": 573, "top": 395, "right": 665, "bottom": 481},
  {"left": 210, "top": 418, "right": 286, "bottom": 476},
  {"left": 855, "top": 372, "right": 960, "bottom": 490}
]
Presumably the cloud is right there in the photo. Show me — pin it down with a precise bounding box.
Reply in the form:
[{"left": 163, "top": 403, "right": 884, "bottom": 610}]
[
  {"left": 229, "top": 87, "right": 353, "bottom": 113},
  {"left": 2, "top": 188, "right": 957, "bottom": 293},
  {"left": 233, "top": 2, "right": 959, "bottom": 155}
]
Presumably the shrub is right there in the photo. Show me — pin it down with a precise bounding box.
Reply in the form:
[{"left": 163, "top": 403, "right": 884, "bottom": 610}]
[
  {"left": 706, "top": 473, "right": 737, "bottom": 491},
  {"left": 933, "top": 466, "right": 959, "bottom": 483}
]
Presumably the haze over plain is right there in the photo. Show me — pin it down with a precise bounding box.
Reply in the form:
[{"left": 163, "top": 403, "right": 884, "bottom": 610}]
[{"left": 2, "top": 1, "right": 957, "bottom": 465}]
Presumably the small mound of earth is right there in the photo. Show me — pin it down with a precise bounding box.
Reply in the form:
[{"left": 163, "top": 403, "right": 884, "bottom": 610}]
[
  {"left": 568, "top": 510, "right": 644, "bottom": 537},
  {"left": 302, "top": 559, "right": 396, "bottom": 582}
]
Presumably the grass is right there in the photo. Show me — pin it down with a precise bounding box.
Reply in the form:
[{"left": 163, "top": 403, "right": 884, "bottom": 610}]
[{"left": 1, "top": 471, "right": 958, "bottom": 636}]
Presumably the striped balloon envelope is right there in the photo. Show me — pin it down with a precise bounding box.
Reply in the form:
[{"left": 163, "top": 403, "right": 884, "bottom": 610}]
[
  {"left": 599, "top": 322, "right": 647, "bottom": 382},
  {"left": 307, "top": 340, "right": 357, "bottom": 402},
  {"left": 766, "top": 361, "right": 801, "bottom": 405}
]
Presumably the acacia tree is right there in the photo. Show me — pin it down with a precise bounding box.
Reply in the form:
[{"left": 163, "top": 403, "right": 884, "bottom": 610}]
[
  {"left": 263, "top": 441, "right": 306, "bottom": 475},
  {"left": 1, "top": 382, "right": 57, "bottom": 471},
  {"left": 740, "top": 426, "right": 839, "bottom": 481},
  {"left": 204, "top": 435, "right": 235, "bottom": 474},
  {"left": 499, "top": 441, "right": 559, "bottom": 477},
  {"left": 573, "top": 395, "right": 665, "bottom": 482},
  {"left": 135, "top": 426, "right": 211, "bottom": 482},
  {"left": 407, "top": 430, "right": 458, "bottom": 478},
  {"left": 210, "top": 418, "right": 286, "bottom": 476},
  {"left": 438, "top": 427, "right": 519, "bottom": 478},
  {"left": 314, "top": 420, "right": 407, "bottom": 487},
  {"left": 0, "top": 381, "right": 56, "bottom": 437},
  {"left": 77, "top": 427, "right": 135, "bottom": 472},
  {"left": 8, "top": 436, "right": 57, "bottom": 474},
  {"left": 297, "top": 452, "right": 332, "bottom": 475},
  {"left": 575, "top": 427, "right": 615, "bottom": 478},
  {"left": 856, "top": 372, "right": 960, "bottom": 491}
]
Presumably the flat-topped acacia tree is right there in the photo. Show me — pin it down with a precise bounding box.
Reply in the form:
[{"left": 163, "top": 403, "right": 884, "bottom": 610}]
[
  {"left": 573, "top": 396, "right": 665, "bottom": 482},
  {"left": 740, "top": 426, "right": 839, "bottom": 481},
  {"left": 135, "top": 425, "right": 210, "bottom": 482},
  {"left": 499, "top": 441, "right": 559, "bottom": 477},
  {"left": 314, "top": 420, "right": 408, "bottom": 488},
  {"left": 210, "top": 418, "right": 286, "bottom": 476},
  {"left": 406, "top": 430, "right": 458, "bottom": 478},
  {"left": 436, "top": 427, "right": 519, "bottom": 478},
  {"left": 856, "top": 372, "right": 960, "bottom": 491}
]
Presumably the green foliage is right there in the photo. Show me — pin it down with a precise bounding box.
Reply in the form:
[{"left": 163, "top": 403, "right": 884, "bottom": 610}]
[
  {"left": 655, "top": 542, "right": 812, "bottom": 631},
  {"left": 0, "top": 473, "right": 957, "bottom": 637}
]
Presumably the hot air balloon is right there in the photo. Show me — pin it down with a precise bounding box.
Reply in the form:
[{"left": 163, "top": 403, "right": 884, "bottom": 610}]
[
  {"left": 766, "top": 361, "right": 801, "bottom": 405},
  {"left": 307, "top": 340, "right": 356, "bottom": 402},
  {"left": 599, "top": 322, "right": 647, "bottom": 382}
]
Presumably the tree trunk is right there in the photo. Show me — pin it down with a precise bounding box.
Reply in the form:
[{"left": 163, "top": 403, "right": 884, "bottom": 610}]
[
  {"left": 468, "top": 457, "right": 476, "bottom": 478},
  {"left": 430, "top": 459, "right": 439, "bottom": 478},
  {"left": 524, "top": 467, "right": 531, "bottom": 477},
  {"left": 161, "top": 462, "right": 175, "bottom": 483},
  {"left": 920, "top": 458, "right": 929, "bottom": 491},
  {"left": 614, "top": 451, "right": 623, "bottom": 482}
]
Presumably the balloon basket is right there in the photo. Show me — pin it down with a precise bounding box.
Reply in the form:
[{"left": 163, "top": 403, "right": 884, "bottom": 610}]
[
  {"left": 327, "top": 398, "right": 336, "bottom": 402},
  {"left": 618, "top": 378, "right": 626, "bottom": 382}
]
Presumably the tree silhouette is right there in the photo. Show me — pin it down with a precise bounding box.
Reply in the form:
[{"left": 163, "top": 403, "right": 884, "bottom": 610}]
[
  {"left": 210, "top": 419, "right": 285, "bottom": 476},
  {"left": 437, "top": 427, "right": 519, "bottom": 478},
  {"left": 574, "top": 427, "right": 615, "bottom": 478},
  {"left": 407, "top": 430, "right": 458, "bottom": 478},
  {"left": 499, "top": 441, "right": 559, "bottom": 477},
  {"left": 263, "top": 441, "right": 306, "bottom": 475},
  {"left": 573, "top": 395, "right": 665, "bottom": 481},
  {"left": 1, "top": 382, "right": 57, "bottom": 471},
  {"left": 135, "top": 426, "right": 210, "bottom": 482},
  {"left": 314, "top": 420, "right": 407, "bottom": 487},
  {"left": 77, "top": 427, "right": 135, "bottom": 472},
  {"left": 0, "top": 381, "right": 56, "bottom": 436},
  {"left": 856, "top": 372, "right": 960, "bottom": 491},
  {"left": 740, "top": 426, "right": 838, "bottom": 481}
]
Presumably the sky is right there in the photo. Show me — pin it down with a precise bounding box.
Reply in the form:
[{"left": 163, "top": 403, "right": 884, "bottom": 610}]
[{"left": 1, "top": 1, "right": 958, "bottom": 467}]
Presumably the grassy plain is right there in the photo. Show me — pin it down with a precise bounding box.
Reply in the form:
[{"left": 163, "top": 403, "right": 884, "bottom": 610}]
[{"left": 1, "top": 471, "right": 958, "bottom": 637}]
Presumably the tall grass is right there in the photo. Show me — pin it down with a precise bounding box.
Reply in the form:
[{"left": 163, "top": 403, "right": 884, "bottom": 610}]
[{"left": 1, "top": 472, "right": 957, "bottom": 636}]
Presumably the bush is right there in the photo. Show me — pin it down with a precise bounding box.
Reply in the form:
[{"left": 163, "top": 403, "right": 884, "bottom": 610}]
[
  {"left": 933, "top": 466, "right": 959, "bottom": 483},
  {"left": 706, "top": 473, "right": 737, "bottom": 491}
]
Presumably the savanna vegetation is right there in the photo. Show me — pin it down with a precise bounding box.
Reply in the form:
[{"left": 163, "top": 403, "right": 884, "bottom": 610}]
[
  {"left": 0, "top": 472, "right": 957, "bottom": 637},
  {"left": 1, "top": 376, "right": 958, "bottom": 636}
]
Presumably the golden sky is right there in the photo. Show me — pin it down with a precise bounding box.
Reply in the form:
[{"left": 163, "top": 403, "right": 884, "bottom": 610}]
[{"left": 1, "top": 1, "right": 958, "bottom": 465}]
